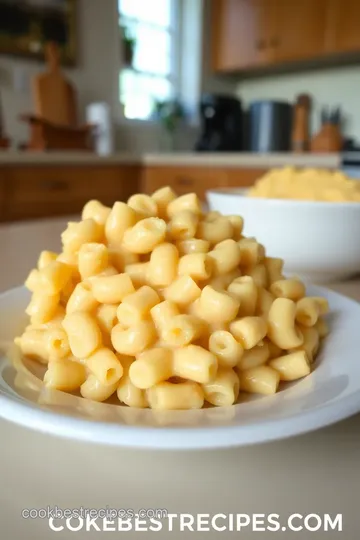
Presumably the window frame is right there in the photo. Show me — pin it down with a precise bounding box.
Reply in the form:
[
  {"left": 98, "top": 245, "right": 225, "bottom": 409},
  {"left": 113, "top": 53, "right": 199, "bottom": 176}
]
[{"left": 118, "top": 0, "right": 182, "bottom": 123}]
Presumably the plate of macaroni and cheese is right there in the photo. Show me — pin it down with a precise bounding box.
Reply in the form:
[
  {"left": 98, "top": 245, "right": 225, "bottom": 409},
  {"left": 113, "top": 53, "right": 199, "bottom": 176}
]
[
  {"left": 207, "top": 167, "right": 360, "bottom": 283},
  {"left": 0, "top": 187, "right": 360, "bottom": 450}
]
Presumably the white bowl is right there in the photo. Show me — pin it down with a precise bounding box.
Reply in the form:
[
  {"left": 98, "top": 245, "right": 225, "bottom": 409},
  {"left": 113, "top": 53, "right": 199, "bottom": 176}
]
[{"left": 206, "top": 188, "right": 360, "bottom": 283}]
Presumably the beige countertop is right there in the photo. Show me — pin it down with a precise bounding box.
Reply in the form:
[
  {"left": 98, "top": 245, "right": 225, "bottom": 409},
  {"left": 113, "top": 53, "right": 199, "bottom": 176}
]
[
  {"left": 0, "top": 150, "right": 140, "bottom": 166},
  {"left": 1, "top": 216, "right": 359, "bottom": 539},
  {"left": 0, "top": 150, "right": 341, "bottom": 169}
]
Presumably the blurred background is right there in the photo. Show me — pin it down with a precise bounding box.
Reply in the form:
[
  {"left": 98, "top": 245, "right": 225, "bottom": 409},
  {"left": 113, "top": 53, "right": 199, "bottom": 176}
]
[
  {"left": 1, "top": 0, "right": 360, "bottom": 152},
  {"left": 0, "top": 0, "right": 360, "bottom": 222}
]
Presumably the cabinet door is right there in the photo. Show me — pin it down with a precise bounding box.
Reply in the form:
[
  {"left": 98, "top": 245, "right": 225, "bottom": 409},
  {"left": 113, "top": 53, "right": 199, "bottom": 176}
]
[
  {"left": 6, "top": 166, "right": 140, "bottom": 221},
  {"left": 212, "top": 0, "right": 258, "bottom": 71},
  {"left": 254, "top": 0, "right": 278, "bottom": 66},
  {"left": 327, "top": 0, "right": 360, "bottom": 53},
  {"left": 273, "top": 0, "right": 328, "bottom": 62},
  {"left": 142, "top": 166, "right": 229, "bottom": 201},
  {"left": 225, "top": 168, "right": 267, "bottom": 188},
  {"left": 212, "top": 0, "right": 281, "bottom": 71}
]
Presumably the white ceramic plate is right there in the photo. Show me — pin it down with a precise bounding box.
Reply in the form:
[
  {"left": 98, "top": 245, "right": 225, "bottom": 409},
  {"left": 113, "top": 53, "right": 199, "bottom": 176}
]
[{"left": 0, "top": 286, "right": 360, "bottom": 450}]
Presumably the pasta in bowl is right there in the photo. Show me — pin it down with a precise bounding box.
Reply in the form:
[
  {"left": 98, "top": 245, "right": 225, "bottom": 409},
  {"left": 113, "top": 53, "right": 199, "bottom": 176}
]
[
  {"left": 14, "top": 187, "right": 330, "bottom": 411},
  {"left": 247, "top": 167, "right": 360, "bottom": 202}
]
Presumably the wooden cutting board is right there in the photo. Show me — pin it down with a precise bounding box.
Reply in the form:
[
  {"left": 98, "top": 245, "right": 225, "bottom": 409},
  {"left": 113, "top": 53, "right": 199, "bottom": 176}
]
[{"left": 32, "top": 42, "right": 77, "bottom": 127}]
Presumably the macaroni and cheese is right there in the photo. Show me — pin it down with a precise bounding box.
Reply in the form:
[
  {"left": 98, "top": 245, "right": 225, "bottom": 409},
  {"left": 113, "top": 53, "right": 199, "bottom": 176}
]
[
  {"left": 15, "top": 187, "right": 330, "bottom": 410},
  {"left": 248, "top": 167, "right": 360, "bottom": 202}
]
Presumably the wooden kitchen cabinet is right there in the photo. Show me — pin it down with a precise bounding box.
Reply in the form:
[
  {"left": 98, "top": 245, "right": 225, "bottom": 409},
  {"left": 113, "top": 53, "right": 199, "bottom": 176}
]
[
  {"left": 142, "top": 166, "right": 265, "bottom": 201},
  {"left": 211, "top": 0, "right": 360, "bottom": 73},
  {"left": 273, "top": 0, "right": 328, "bottom": 63},
  {"left": 0, "top": 160, "right": 265, "bottom": 223},
  {"left": 211, "top": 0, "right": 276, "bottom": 71},
  {"left": 142, "top": 166, "right": 229, "bottom": 200},
  {"left": 3, "top": 165, "right": 141, "bottom": 222},
  {"left": 326, "top": 0, "right": 360, "bottom": 54},
  {"left": 226, "top": 167, "right": 267, "bottom": 188},
  {"left": 211, "top": 0, "right": 256, "bottom": 71}
]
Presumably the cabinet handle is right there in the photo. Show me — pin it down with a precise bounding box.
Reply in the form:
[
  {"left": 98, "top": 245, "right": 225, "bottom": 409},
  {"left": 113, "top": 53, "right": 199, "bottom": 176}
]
[
  {"left": 40, "top": 180, "right": 69, "bottom": 191},
  {"left": 256, "top": 39, "right": 266, "bottom": 50},
  {"left": 270, "top": 37, "right": 280, "bottom": 48},
  {"left": 175, "top": 176, "right": 194, "bottom": 186}
]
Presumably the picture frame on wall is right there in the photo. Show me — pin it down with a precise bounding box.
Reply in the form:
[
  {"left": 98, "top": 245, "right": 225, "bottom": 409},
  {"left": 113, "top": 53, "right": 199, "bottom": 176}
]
[{"left": 0, "top": 0, "right": 77, "bottom": 66}]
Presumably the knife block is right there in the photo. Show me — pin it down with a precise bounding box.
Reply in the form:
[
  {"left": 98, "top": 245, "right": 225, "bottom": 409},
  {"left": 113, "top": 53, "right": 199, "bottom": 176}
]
[{"left": 310, "top": 123, "right": 343, "bottom": 153}]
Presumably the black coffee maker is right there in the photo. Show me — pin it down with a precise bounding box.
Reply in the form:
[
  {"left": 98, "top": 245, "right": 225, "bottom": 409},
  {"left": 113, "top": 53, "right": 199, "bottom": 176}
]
[{"left": 195, "top": 94, "right": 243, "bottom": 151}]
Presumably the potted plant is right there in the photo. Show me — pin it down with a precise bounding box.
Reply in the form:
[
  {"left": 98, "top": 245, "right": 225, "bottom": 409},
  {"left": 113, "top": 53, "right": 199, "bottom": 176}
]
[
  {"left": 121, "top": 24, "right": 136, "bottom": 67},
  {"left": 153, "top": 98, "right": 185, "bottom": 151}
]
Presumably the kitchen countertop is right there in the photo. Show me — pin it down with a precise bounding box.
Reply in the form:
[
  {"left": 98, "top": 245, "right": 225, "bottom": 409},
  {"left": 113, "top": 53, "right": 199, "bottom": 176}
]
[
  {"left": 0, "top": 150, "right": 140, "bottom": 166},
  {"left": 0, "top": 150, "right": 341, "bottom": 168},
  {"left": 1, "top": 216, "right": 359, "bottom": 539}
]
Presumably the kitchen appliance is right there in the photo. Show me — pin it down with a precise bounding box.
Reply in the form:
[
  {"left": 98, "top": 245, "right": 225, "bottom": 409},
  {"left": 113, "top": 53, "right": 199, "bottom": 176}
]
[
  {"left": 249, "top": 100, "right": 292, "bottom": 152},
  {"left": 195, "top": 94, "right": 243, "bottom": 151}
]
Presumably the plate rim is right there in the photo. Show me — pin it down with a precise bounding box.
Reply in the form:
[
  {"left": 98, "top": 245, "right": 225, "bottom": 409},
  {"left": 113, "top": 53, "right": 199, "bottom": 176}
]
[{"left": 1, "top": 284, "right": 360, "bottom": 450}]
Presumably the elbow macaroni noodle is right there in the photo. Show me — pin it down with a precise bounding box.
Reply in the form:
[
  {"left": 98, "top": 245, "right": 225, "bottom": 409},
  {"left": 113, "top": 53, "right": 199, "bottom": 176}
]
[{"left": 15, "top": 187, "right": 330, "bottom": 410}]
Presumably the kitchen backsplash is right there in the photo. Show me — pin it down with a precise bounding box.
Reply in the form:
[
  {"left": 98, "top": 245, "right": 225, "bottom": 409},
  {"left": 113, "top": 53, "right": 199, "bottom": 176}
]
[{"left": 237, "top": 65, "right": 360, "bottom": 144}]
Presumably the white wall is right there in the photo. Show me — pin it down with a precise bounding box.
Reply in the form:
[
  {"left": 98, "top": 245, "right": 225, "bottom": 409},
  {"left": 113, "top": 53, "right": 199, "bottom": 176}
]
[
  {"left": 236, "top": 65, "right": 360, "bottom": 142},
  {"left": 0, "top": 0, "right": 121, "bottom": 147},
  {"left": 0, "top": 0, "right": 203, "bottom": 151}
]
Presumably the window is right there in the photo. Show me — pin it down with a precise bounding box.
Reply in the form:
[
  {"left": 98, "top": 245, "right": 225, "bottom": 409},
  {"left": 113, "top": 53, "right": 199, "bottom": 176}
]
[{"left": 118, "top": 0, "right": 180, "bottom": 120}]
